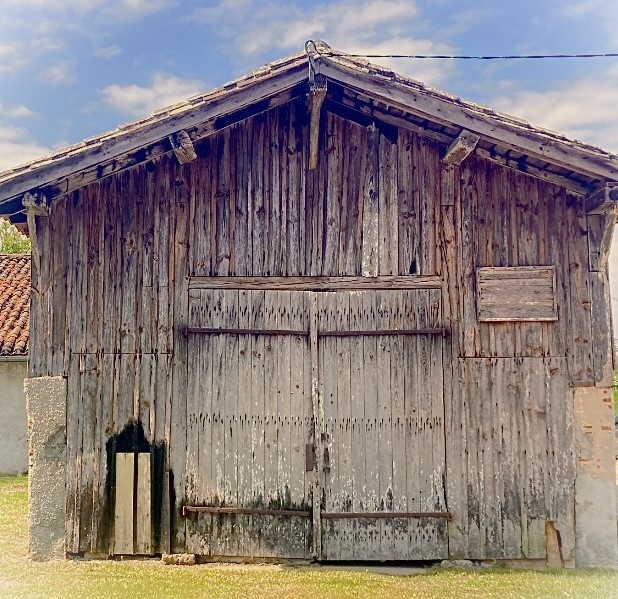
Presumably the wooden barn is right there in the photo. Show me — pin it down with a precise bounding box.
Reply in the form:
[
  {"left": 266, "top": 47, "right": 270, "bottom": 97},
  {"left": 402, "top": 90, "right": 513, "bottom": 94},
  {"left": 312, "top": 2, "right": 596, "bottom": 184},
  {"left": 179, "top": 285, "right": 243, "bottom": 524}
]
[{"left": 0, "top": 41, "right": 616, "bottom": 567}]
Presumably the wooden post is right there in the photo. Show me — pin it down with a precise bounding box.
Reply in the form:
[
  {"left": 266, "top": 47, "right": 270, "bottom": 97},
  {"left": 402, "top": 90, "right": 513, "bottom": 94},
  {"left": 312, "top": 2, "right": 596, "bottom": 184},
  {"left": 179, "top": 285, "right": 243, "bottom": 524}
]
[
  {"left": 587, "top": 210, "right": 615, "bottom": 386},
  {"left": 309, "top": 76, "right": 327, "bottom": 170},
  {"left": 22, "top": 192, "right": 50, "bottom": 274}
]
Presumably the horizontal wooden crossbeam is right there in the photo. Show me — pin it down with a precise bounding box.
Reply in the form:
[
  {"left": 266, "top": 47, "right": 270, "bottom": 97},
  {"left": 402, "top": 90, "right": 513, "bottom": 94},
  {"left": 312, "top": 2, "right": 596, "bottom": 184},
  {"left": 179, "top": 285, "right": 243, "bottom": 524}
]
[{"left": 189, "top": 275, "right": 442, "bottom": 291}]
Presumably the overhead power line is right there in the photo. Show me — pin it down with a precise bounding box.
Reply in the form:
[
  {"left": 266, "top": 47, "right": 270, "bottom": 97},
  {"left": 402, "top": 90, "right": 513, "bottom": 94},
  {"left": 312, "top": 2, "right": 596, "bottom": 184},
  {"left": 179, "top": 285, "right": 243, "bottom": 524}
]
[
  {"left": 336, "top": 52, "right": 618, "bottom": 60},
  {"left": 305, "top": 42, "right": 618, "bottom": 61}
]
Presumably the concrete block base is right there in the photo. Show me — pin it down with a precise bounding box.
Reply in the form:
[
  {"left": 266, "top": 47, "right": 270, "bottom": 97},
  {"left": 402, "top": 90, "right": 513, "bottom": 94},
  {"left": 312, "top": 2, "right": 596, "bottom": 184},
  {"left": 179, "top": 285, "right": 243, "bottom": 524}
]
[
  {"left": 573, "top": 387, "right": 618, "bottom": 569},
  {"left": 25, "top": 376, "right": 67, "bottom": 561}
]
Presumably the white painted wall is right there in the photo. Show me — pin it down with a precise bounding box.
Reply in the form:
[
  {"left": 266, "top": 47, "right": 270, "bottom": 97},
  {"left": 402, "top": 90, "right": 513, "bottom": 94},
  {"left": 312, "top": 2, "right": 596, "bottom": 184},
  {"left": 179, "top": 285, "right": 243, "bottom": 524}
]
[{"left": 0, "top": 359, "right": 28, "bottom": 474}]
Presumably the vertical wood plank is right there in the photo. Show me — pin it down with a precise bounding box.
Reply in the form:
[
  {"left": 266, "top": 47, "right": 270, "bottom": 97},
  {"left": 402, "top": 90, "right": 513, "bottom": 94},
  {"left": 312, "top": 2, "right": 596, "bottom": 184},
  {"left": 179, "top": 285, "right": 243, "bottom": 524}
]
[
  {"left": 310, "top": 293, "right": 322, "bottom": 559},
  {"left": 398, "top": 130, "right": 419, "bottom": 276},
  {"left": 136, "top": 453, "right": 152, "bottom": 555},
  {"left": 348, "top": 291, "right": 367, "bottom": 559},
  {"left": 376, "top": 290, "right": 394, "bottom": 559},
  {"left": 389, "top": 291, "right": 408, "bottom": 559},
  {"left": 289, "top": 291, "right": 309, "bottom": 558},
  {"left": 114, "top": 452, "right": 135, "bottom": 555},
  {"left": 361, "top": 291, "right": 380, "bottom": 559},
  {"left": 336, "top": 292, "right": 353, "bottom": 559},
  {"left": 319, "top": 292, "right": 339, "bottom": 560},
  {"left": 361, "top": 125, "right": 379, "bottom": 277},
  {"left": 249, "top": 290, "right": 266, "bottom": 556},
  {"left": 565, "top": 192, "right": 594, "bottom": 385}
]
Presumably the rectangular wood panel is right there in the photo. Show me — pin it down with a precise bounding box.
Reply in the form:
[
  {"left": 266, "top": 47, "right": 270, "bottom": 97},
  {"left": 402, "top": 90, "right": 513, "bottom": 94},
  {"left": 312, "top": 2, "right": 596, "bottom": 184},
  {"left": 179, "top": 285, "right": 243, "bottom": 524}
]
[
  {"left": 114, "top": 452, "right": 134, "bottom": 555},
  {"left": 477, "top": 266, "right": 557, "bottom": 322},
  {"left": 319, "top": 289, "right": 448, "bottom": 561},
  {"left": 136, "top": 453, "right": 152, "bottom": 555}
]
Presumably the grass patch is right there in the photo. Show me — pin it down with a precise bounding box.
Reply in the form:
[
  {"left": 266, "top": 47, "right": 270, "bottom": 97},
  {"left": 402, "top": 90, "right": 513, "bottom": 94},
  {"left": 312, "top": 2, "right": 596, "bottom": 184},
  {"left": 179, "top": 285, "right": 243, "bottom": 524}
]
[{"left": 0, "top": 476, "right": 617, "bottom": 598}]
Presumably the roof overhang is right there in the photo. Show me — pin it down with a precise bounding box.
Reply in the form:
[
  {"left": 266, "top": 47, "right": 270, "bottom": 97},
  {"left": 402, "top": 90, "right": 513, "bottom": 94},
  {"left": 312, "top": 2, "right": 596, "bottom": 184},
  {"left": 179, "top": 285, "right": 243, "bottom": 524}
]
[{"left": 1, "top": 40, "right": 617, "bottom": 221}]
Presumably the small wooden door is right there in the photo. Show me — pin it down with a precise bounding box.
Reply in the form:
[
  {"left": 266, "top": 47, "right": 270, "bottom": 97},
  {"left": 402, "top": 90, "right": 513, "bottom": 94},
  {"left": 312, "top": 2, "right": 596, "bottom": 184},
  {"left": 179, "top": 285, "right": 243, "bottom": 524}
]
[{"left": 317, "top": 289, "right": 448, "bottom": 560}]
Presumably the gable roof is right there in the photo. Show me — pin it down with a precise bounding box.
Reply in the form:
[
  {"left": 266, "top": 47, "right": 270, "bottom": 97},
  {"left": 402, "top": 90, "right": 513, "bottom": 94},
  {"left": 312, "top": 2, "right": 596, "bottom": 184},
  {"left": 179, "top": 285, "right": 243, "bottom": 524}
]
[
  {"left": 0, "top": 40, "right": 616, "bottom": 219},
  {"left": 0, "top": 255, "right": 30, "bottom": 356}
]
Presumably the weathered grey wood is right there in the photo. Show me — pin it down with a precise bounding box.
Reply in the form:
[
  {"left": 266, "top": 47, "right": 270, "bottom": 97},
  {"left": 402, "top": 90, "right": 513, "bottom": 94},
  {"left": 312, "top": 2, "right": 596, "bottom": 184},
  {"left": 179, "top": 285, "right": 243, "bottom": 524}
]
[
  {"left": 584, "top": 184, "right": 618, "bottom": 214},
  {"left": 361, "top": 125, "right": 379, "bottom": 277},
  {"left": 443, "top": 130, "right": 480, "bottom": 166},
  {"left": 323, "top": 114, "right": 341, "bottom": 275},
  {"left": 319, "top": 292, "right": 339, "bottom": 560},
  {"left": 136, "top": 453, "right": 152, "bottom": 555},
  {"left": 319, "top": 59, "right": 618, "bottom": 181},
  {"left": 169, "top": 130, "right": 197, "bottom": 165},
  {"left": 170, "top": 162, "right": 190, "bottom": 551},
  {"left": 476, "top": 267, "right": 558, "bottom": 322},
  {"left": 0, "top": 66, "right": 308, "bottom": 203},
  {"left": 189, "top": 275, "right": 442, "bottom": 290},
  {"left": 309, "top": 293, "right": 323, "bottom": 559},
  {"left": 587, "top": 213, "right": 615, "bottom": 272},
  {"left": 459, "top": 161, "right": 480, "bottom": 357},
  {"left": 565, "top": 192, "right": 594, "bottom": 385},
  {"left": 114, "top": 452, "right": 134, "bottom": 555},
  {"left": 375, "top": 291, "right": 394, "bottom": 559},
  {"left": 589, "top": 270, "right": 614, "bottom": 386},
  {"left": 309, "top": 82, "right": 327, "bottom": 170}
]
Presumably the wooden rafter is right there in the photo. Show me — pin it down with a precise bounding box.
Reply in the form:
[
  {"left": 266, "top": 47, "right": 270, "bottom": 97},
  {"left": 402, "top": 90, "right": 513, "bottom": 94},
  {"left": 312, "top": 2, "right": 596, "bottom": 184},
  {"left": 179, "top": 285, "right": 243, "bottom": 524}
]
[
  {"left": 585, "top": 184, "right": 618, "bottom": 214},
  {"left": 443, "top": 130, "right": 480, "bottom": 165},
  {"left": 169, "top": 130, "right": 197, "bottom": 165}
]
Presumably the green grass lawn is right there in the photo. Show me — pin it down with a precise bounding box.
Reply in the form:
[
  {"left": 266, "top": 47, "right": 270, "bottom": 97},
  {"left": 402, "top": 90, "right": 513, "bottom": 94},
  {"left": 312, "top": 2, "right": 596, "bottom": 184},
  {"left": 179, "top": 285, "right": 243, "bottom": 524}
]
[{"left": 0, "top": 476, "right": 616, "bottom": 599}]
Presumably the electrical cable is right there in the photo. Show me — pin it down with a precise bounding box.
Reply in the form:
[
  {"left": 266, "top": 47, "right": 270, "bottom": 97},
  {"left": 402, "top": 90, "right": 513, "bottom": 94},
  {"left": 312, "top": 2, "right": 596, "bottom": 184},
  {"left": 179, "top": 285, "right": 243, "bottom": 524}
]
[{"left": 305, "top": 41, "right": 618, "bottom": 61}]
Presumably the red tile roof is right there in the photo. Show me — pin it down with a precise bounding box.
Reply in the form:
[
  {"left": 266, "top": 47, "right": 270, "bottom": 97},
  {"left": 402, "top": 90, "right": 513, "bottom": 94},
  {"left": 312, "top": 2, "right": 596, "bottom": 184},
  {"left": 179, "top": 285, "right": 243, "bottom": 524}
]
[{"left": 0, "top": 255, "right": 30, "bottom": 356}]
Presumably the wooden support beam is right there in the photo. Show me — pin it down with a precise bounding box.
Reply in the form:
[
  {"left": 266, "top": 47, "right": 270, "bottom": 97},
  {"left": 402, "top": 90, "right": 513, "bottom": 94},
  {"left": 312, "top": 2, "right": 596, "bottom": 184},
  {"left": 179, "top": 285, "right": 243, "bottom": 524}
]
[
  {"left": 309, "top": 75, "right": 327, "bottom": 170},
  {"left": 169, "top": 130, "right": 197, "bottom": 165},
  {"left": 22, "top": 192, "right": 49, "bottom": 272},
  {"left": 189, "top": 275, "right": 442, "bottom": 291},
  {"left": 587, "top": 213, "right": 615, "bottom": 272},
  {"left": 443, "top": 130, "right": 480, "bottom": 165},
  {"left": 585, "top": 184, "right": 618, "bottom": 215}
]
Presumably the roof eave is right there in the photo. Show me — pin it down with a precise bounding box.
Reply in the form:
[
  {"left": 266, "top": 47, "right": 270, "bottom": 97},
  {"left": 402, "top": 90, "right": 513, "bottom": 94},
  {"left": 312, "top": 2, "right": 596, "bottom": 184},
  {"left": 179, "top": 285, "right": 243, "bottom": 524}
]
[{"left": 0, "top": 56, "right": 309, "bottom": 207}]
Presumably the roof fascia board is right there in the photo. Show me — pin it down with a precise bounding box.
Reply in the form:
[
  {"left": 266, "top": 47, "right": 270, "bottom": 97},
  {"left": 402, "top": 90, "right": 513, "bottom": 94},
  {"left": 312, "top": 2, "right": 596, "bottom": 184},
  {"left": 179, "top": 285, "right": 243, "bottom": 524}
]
[
  {"left": 318, "top": 58, "right": 618, "bottom": 182},
  {"left": 0, "top": 62, "right": 308, "bottom": 204}
]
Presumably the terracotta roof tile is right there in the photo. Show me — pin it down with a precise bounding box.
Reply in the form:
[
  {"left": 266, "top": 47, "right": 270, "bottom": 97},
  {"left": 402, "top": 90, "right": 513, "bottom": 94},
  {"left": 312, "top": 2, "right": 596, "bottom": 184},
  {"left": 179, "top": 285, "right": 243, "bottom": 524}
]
[{"left": 0, "top": 255, "right": 30, "bottom": 356}]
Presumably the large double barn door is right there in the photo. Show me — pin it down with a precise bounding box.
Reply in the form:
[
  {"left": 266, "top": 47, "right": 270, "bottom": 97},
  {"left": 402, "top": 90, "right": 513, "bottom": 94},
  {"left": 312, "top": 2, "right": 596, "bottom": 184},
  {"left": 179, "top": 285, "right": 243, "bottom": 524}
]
[{"left": 185, "top": 286, "right": 448, "bottom": 560}]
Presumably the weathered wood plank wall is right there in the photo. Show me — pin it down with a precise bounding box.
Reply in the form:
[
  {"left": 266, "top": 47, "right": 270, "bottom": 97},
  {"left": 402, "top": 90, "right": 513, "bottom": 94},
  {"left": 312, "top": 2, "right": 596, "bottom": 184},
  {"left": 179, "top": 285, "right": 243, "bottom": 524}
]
[{"left": 28, "top": 92, "right": 602, "bottom": 561}]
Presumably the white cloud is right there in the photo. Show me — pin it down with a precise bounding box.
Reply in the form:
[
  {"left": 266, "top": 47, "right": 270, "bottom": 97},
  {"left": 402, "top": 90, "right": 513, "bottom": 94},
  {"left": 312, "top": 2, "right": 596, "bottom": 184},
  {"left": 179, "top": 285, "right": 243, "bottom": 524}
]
[
  {"left": 491, "top": 63, "right": 618, "bottom": 154},
  {"left": 93, "top": 44, "right": 122, "bottom": 59},
  {"left": 0, "top": 44, "right": 26, "bottom": 75},
  {"left": 39, "top": 60, "right": 77, "bottom": 86},
  {"left": 190, "top": 0, "right": 456, "bottom": 86},
  {"left": 0, "top": 103, "right": 35, "bottom": 119},
  {"left": 4, "top": 0, "right": 174, "bottom": 15},
  {"left": 101, "top": 72, "right": 206, "bottom": 117},
  {"left": 0, "top": 125, "right": 51, "bottom": 173}
]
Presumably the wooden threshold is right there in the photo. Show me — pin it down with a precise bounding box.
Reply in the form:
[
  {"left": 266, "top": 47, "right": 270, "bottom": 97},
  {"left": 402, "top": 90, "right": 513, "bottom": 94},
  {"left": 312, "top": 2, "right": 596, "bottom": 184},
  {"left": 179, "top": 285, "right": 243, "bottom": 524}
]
[{"left": 189, "top": 275, "right": 442, "bottom": 291}]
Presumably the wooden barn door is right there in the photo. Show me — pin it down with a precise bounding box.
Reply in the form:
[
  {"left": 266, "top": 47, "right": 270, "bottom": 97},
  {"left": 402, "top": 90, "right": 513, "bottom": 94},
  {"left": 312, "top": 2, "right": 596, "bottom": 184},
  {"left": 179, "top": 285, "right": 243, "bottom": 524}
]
[
  {"left": 316, "top": 289, "right": 449, "bottom": 561},
  {"left": 185, "top": 289, "right": 313, "bottom": 559}
]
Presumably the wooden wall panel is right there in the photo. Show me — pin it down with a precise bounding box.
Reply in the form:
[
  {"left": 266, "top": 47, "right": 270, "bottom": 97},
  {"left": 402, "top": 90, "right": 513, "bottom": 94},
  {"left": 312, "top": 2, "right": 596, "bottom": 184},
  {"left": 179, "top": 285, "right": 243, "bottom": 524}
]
[
  {"left": 28, "top": 93, "right": 610, "bottom": 561},
  {"left": 446, "top": 357, "right": 575, "bottom": 560},
  {"left": 188, "top": 99, "right": 433, "bottom": 280}
]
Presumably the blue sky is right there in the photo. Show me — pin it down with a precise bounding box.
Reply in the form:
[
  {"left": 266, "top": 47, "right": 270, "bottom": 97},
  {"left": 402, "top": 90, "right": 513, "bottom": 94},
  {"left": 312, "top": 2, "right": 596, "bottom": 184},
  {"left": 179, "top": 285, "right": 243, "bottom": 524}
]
[
  {"left": 1, "top": 0, "right": 617, "bottom": 167},
  {"left": 1, "top": 0, "right": 618, "bottom": 324}
]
